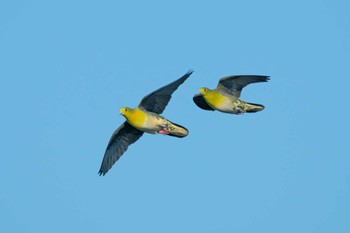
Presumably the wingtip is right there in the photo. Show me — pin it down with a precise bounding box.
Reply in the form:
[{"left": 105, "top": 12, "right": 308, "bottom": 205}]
[
  {"left": 256, "top": 75, "right": 270, "bottom": 82},
  {"left": 187, "top": 68, "right": 194, "bottom": 75},
  {"left": 98, "top": 170, "right": 106, "bottom": 176},
  {"left": 255, "top": 75, "right": 270, "bottom": 81},
  {"left": 262, "top": 75, "right": 270, "bottom": 81}
]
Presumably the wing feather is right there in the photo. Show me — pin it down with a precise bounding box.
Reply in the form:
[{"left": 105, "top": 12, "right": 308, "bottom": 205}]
[
  {"left": 218, "top": 75, "right": 269, "bottom": 97},
  {"left": 139, "top": 69, "right": 194, "bottom": 114},
  {"left": 193, "top": 93, "right": 214, "bottom": 111},
  {"left": 98, "top": 122, "right": 144, "bottom": 176}
]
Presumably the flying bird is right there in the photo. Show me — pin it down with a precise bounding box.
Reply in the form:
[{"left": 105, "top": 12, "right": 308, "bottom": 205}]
[
  {"left": 99, "top": 70, "right": 194, "bottom": 176},
  {"left": 193, "top": 75, "right": 269, "bottom": 114}
]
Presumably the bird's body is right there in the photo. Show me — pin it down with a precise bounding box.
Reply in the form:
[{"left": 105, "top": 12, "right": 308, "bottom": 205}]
[
  {"left": 99, "top": 70, "right": 193, "bottom": 176},
  {"left": 199, "top": 88, "right": 264, "bottom": 114},
  {"left": 193, "top": 75, "right": 269, "bottom": 114},
  {"left": 120, "top": 107, "right": 188, "bottom": 137}
]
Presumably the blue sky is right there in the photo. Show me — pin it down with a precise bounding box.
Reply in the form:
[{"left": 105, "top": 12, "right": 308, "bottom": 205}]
[{"left": 1, "top": 0, "right": 350, "bottom": 232}]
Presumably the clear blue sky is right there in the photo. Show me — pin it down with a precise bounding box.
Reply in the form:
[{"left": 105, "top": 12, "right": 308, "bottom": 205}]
[{"left": 1, "top": 0, "right": 349, "bottom": 232}]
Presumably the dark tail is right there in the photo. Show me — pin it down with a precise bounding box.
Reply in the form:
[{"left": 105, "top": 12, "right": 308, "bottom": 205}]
[
  {"left": 167, "top": 121, "right": 189, "bottom": 138},
  {"left": 245, "top": 102, "right": 265, "bottom": 113}
]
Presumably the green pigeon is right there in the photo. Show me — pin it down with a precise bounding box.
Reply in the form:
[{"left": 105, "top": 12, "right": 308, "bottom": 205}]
[
  {"left": 99, "top": 70, "right": 193, "bottom": 175},
  {"left": 193, "top": 75, "right": 269, "bottom": 114}
]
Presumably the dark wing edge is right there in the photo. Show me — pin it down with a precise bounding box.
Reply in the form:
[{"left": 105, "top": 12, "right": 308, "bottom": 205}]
[
  {"left": 193, "top": 93, "right": 214, "bottom": 111},
  {"left": 218, "top": 75, "right": 270, "bottom": 97},
  {"left": 138, "top": 69, "right": 194, "bottom": 114},
  {"left": 98, "top": 122, "right": 144, "bottom": 176}
]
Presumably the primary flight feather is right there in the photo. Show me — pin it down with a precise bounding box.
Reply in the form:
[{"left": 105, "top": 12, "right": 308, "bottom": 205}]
[
  {"left": 193, "top": 75, "right": 270, "bottom": 114},
  {"left": 99, "top": 70, "right": 194, "bottom": 176}
]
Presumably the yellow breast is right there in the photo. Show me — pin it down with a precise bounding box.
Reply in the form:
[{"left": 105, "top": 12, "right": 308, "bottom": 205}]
[
  {"left": 203, "top": 90, "right": 226, "bottom": 109},
  {"left": 122, "top": 108, "right": 148, "bottom": 129}
]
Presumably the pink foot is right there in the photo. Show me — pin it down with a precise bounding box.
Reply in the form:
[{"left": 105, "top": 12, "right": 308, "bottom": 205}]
[{"left": 158, "top": 128, "right": 169, "bottom": 135}]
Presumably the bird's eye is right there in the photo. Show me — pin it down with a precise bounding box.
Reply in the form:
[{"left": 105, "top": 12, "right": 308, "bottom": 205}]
[{"left": 125, "top": 109, "right": 128, "bottom": 112}]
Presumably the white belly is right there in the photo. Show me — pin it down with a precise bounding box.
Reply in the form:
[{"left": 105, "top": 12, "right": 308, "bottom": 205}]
[{"left": 139, "top": 113, "right": 166, "bottom": 133}]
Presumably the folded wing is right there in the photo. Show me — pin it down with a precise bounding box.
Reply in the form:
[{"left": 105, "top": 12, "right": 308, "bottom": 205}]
[{"left": 193, "top": 93, "right": 214, "bottom": 111}]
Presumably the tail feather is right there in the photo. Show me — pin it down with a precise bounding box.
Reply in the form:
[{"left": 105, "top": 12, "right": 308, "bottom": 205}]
[
  {"left": 167, "top": 121, "right": 189, "bottom": 138},
  {"left": 245, "top": 102, "right": 265, "bottom": 113}
]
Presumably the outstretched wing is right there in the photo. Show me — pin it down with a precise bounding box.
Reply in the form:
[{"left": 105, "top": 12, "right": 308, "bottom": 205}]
[
  {"left": 139, "top": 69, "right": 194, "bottom": 114},
  {"left": 193, "top": 93, "right": 214, "bottom": 111},
  {"left": 99, "top": 122, "right": 144, "bottom": 176},
  {"left": 217, "top": 75, "right": 269, "bottom": 97}
]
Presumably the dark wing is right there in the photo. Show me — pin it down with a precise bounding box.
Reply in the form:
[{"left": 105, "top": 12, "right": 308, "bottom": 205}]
[
  {"left": 217, "top": 75, "right": 270, "bottom": 97},
  {"left": 138, "top": 69, "right": 194, "bottom": 114},
  {"left": 193, "top": 93, "right": 214, "bottom": 111},
  {"left": 98, "top": 121, "right": 144, "bottom": 176}
]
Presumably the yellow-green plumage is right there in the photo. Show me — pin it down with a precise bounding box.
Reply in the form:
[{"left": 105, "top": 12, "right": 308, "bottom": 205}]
[
  {"left": 199, "top": 88, "right": 229, "bottom": 111},
  {"left": 99, "top": 69, "right": 193, "bottom": 176},
  {"left": 120, "top": 107, "right": 147, "bottom": 129},
  {"left": 194, "top": 75, "right": 269, "bottom": 114},
  {"left": 120, "top": 107, "right": 188, "bottom": 137}
]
